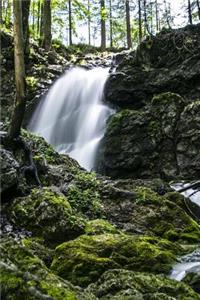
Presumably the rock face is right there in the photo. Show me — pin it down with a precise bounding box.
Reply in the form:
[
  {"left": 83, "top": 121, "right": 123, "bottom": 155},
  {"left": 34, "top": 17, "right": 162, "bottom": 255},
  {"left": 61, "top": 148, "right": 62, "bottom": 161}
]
[
  {"left": 100, "top": 25, "right": 200, "bottom": 180},
  {"left": 99, "top": 93, "right": 200, "bottom": 180},
  {"left": 105, "top": 25, "right": 200, "bottom": 108},
  {"left": 0, "top": 148, "right": 19, "bottom": 194}
]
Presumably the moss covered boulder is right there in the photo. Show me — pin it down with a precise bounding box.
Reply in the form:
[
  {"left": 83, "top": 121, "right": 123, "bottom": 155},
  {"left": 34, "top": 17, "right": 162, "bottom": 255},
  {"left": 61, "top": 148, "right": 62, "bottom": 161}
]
[
  {"left": 51, "top": 233, "right": 180, "bottom": 287},
  {"left": 7, "top": 187, "right": 85, "bottom": 245},
  {"left": 0, "top": 238, "right": 96, "bottom": 300},
  {"left": 87, "top": 269, "right": 200, "bottom": 299},
  {"left": 183, "top": 271, "right": 200, "bottom": 293},
  {"left": 100, "top": 185, "right": 200, "bottom": 243},
  {"left": 85, "top": 219, "right": 119, "bottom": 235},
  {"left": 64, "top": 171, "right": 103, "bottom": 218}
]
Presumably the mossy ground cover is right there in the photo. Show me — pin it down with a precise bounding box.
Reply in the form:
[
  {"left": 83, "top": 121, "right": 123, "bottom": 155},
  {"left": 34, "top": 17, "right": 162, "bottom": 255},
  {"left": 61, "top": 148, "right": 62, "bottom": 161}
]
[{"left": 50, "top": 233, "right": 180, "bottom": 287}]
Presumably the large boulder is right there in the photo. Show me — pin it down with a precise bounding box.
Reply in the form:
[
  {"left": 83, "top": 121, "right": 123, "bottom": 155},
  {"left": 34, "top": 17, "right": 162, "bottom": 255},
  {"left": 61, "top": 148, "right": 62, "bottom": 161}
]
[
  {"left": 6, "top": 187, "right": 85, "bottom": 245},
  {"left": 105, "top": 24, "right": 200, "bottom": 108},
  {"left": 99, "top": 93, "right": 200, "bottom": 180},
  {"left": 87, "top": 269, "right": 200, "bottom": 299},
  {"left": 51, "top": 233, "right": 180, "bottom": 287},
  {"left": 0, "top": 237, "right": 96, "bottom": 300}
]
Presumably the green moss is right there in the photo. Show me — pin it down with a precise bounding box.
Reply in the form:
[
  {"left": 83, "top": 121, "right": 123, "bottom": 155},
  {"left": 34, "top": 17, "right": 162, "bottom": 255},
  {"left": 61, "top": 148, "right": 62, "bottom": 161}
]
[
  {"left": 8, "top": 187, "right": 85, "bottom": 245},
  {"left": 135, "top": 187, "right": 162, "bottom": 205},
  {"left": 51, "top": 233, "right": 179, "bottom": 287},
  {"left": 66, "top": 171, "right": 103, "bottom": 218},
  {"left": 0, "top": 238, "right": 94, "bottom": 300},
  {"left": 107, "top": 110, "right": 139, "bottom": 134},
  {"left": 87, "top": 269, "right": 200, "bottom": 299},
  {"left": 85, "top": 219, "right": 118, "bottom": 235}
]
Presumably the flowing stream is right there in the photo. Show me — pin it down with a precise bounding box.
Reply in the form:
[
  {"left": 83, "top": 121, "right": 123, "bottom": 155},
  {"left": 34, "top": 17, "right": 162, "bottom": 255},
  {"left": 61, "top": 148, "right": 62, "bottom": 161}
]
[
  {"left": 28, "top": 67, "right": 113, "bottom": 170},
  {"left": 170, "top": 183, "right": 200, "bottom": 281}
]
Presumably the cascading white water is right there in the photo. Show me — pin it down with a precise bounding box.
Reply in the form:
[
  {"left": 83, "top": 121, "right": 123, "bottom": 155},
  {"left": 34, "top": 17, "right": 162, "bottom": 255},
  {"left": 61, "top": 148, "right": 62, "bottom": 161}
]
[{"left": 28, "top": 67, "right": 113, "bottom": 170}]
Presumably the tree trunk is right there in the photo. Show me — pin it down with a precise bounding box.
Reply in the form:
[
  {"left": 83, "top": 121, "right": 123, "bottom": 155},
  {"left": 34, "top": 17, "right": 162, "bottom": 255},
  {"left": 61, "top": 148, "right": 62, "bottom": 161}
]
[
  {"left": 196, "top": 0, "right": 200, "bottom": 20},
  {"left": 42, "top": 0, "right": 52, "bottom": 51},
  {"left": 8, "top": 0, "right": 26, "bottom": 139},
  {"left": 143, "top": 0, "right": 147, "bottom": 35},
  {"left": 138, "top": 0, "right": 142, "bottom": 43},
  {"left": 22, "top": 0, "right": 31, "bottom": 54},
  {"left": 32, "top": 0, "right": 35, "bottom": 37},
  {"left": 109, "top": 0, "right": 113, "bottom": 48},
  {"left": 40, "top": 1, "right": 44, "bottom": 41},
  {"left": 69, "top": 0, "right": 72, "bottom": 45},
  {"left": 88, "top": 0, "right": 91, "bottom": 45},
  {"left": 188, "top": 0, "right": 193, "bottom": 24},
  {"left": 125, "top": 0, "right": 132, "bottom": 48},
  {"left": 0, "top": 0, "right": 2, "bottom": 25},
  {"left": 100, "top": 0, "right": 106, "bottom": 51},
  {"left": 155, "top": 0, "right": 159, "bottom": 31}
]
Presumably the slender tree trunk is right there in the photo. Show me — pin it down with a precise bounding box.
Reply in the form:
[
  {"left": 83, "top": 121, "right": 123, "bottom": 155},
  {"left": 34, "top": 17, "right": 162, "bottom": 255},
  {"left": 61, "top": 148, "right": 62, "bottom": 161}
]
[
  {"left": 8, "top": 0, "right": 26, "bottom": 139},
  {"left": 100, "top": 0, "right": 106, "bottom": 51},
  {"left": 143, "top": 0, "right": 147, "bottom": 35},
  {"left": 40, "top": 1, "right": 44, "bottom": 41},
  {"left": 42, "top": 0, "right": 52, "bottom": 51},
  {"left": 88, "top": 0, "right": 91, "bottom": 45},
  {"left": 109, "top": 0, "right": 113, "bottom": 48},
  {"left": 69, "top": 0, "right": 72, "bottom": 45},
  {"left": 155, "top": 0, "right": 159, "bottom": 31},
  {"left": 22, "top": 0, "right": 31, "bottom": 54},
  {"left": 37, "top": 0, "right": 40, "bottom": 37},
  {"left": 0, "top": 0, "right": 2, "bottom": 25},
  {"left": 32, "top": 0, "right": 35, "bottom": 37},
  {"left": 188, "top": 0, "right": 193, "bottom": 24},
  {"left": 125, "top": 0, "right": 132, "bottom": 48},
  {"left": 138, "top": 0, "right": 142, "bottom": 43},
  {"left": 196, "top": 0, "right": 200, "bottom": 20}
]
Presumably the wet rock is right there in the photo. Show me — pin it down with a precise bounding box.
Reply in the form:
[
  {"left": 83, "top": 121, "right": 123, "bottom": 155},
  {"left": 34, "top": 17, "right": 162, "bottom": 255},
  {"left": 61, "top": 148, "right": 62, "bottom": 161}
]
[
  {"left": 0, "top": 149, "right": 19, "bottom": 194},
  {"left": 99, "top": 93, "right": 200, "bottom": 180}
]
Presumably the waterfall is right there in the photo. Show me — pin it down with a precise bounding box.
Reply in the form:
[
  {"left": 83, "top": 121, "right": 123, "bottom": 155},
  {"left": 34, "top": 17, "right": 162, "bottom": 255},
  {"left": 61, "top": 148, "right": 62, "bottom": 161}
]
[{"left": 28, "top": 67, "right": 113, "bottom": 171}]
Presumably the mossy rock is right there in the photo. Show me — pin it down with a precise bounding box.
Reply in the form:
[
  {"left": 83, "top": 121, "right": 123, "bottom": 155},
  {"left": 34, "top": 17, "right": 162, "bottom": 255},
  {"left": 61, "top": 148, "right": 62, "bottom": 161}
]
[
  {"left": 7, "top": 187, "right": 85, "bottom": 245},
  {"left": 87, "top": 269, "right": 200, "bottom": 299},
  {"left": 0, "top": 238, "right": 96, "bottom": 300},
  {"left": 22, "top": 237, "right": 55, "bottom": 267},
  {"left": 101, "top": 185, "right": 200, "bottom": 243},
  {"left": 183, "top": 271, "right": 200, "bottom": 293},
  {"left": 85, "top": 219, "right": 119, "bottom": 235},
  {"left": 51, "top": 233, "right": 180, "bottom": 287},
  {"left": 65, "top": 171, "right": 103, "bottom": 218}
]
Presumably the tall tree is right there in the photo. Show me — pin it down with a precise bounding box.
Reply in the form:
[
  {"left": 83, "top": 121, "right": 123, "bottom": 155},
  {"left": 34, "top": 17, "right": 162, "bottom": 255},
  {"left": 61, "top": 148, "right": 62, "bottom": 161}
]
[
  {"left": 88, "top": 0, "right": 91, "bottom": 45},
  {"left": 138, "top": 0, "right": 143, "bottom": 43},
  {"left": 8, "top": 0, "right": 26, "bottom": 139},
  {"left": 42, "top": 0, "right": 52, "bottom": 50},
  {"left": 22, "top": 0, "right": 31, "bottom": 54},
  {"left": 125, "top": 0, "right": 132, "bottom": 48},
  {"left": 100, "top": 0, "right": 106, "bottom": 51},
  {"left": 0, "top": 0, "right": 2, "bottom": 26},
  {"left": 188, "top": 0, "right": 193, "bottom": 24},
  {"left": 68, "top": 0, "right": 72, "bottom": 45},
  {"left": 109, "top": 0, "right": 113, "bottom": 47}
]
